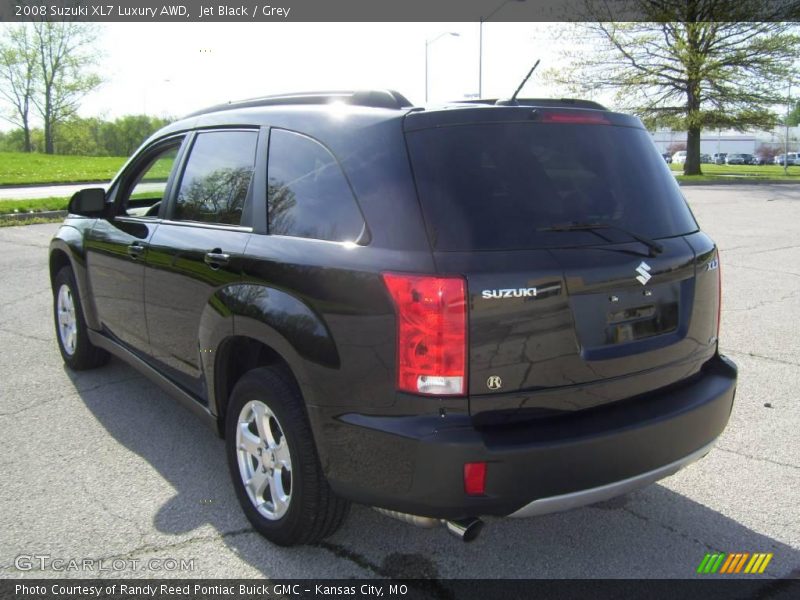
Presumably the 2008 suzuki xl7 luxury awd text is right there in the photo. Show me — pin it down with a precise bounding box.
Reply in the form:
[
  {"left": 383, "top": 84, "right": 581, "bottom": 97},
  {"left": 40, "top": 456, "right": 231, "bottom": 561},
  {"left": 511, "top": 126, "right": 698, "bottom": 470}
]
[{"left": 49, "top": 90, "right": 737, "bottom": 545}]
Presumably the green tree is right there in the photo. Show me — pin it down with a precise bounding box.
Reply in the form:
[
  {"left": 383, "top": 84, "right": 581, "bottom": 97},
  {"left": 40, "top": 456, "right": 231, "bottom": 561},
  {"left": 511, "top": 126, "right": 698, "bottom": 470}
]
[
  {"left": 101, "top": 115, "right": 171, "bottom": 156},
  {"left": 0, "top": 25, "right": 38, "bottom": 152},
  {"left": 547, "top": 1, "right": 799, "bottom": 175},
  {"left": 54, "top": 116, "right": 102, "bottom": 155},
  {"left": 31, "top": 22, "right": 102, "bottom": 154},
  {"left": 788, "top": 100, "right": 800, "bottom": 127}
]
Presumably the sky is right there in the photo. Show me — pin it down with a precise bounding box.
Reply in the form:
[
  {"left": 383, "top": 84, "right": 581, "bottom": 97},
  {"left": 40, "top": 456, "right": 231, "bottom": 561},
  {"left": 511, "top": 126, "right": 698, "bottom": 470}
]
[{"left": 6, "top": 22, "right": 580, "bottom": 127}]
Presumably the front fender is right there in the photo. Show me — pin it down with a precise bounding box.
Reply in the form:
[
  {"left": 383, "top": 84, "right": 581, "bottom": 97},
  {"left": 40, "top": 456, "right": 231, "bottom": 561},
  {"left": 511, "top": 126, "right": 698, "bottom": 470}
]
[{"left": 49, "top": 220, "right": 100, "bottom": 330}]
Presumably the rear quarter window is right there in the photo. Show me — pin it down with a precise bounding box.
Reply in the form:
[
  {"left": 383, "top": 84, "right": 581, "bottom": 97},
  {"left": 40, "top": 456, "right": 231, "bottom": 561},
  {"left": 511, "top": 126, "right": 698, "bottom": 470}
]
[{"left": 267, "top": 129, "right": 365, "bottom": 243}]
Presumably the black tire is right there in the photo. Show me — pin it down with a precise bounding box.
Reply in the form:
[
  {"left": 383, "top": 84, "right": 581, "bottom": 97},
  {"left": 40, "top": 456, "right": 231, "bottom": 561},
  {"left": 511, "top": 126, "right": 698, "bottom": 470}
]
[
  {"left": 225, "top": 366, "right": 349, "bottom": 546},
  {"left": 52, "top": 266, "right": 109, "bottom": 370}
]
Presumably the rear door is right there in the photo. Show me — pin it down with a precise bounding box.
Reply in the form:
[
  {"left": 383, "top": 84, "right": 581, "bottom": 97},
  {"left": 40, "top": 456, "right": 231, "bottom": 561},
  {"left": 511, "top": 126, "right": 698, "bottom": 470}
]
[
  {"left": 144, "top": 128, "right": 261, "bottom": 397},
  {"left": 405, "top": 109, "right": 721, "bottom": 416}
]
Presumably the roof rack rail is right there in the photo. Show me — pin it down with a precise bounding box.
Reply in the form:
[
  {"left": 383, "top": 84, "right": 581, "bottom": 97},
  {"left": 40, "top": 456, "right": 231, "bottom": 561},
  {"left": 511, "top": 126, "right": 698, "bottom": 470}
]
[
  {"left": 186, "top": 90, "right": 414, "bottom": 117},
  {"left": 458, "top": 98, "right": 607, "bottom": 111}
]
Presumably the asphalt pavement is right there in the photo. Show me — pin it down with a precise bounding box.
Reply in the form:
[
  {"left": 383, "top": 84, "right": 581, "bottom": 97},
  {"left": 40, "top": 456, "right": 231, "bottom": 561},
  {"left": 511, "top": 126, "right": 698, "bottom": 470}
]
[{"left": 0, "top": 185, "right": 798, "bottom": 580}]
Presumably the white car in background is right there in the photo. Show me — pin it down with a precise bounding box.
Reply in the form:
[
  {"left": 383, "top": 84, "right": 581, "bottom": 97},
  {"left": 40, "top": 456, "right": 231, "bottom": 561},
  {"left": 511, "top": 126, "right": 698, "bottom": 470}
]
[
  {"left": 774, "top": 153, "right": 799, "bottom": 166},
  {"left": 672, "top": 151, "right": 687, "bottom": 164}
]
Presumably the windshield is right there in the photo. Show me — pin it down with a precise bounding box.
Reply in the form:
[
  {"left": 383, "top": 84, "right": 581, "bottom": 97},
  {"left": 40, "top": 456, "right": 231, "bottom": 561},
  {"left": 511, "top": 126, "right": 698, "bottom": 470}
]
[{"left": 406, "top": 122, "right": 698, "bottom": 251}]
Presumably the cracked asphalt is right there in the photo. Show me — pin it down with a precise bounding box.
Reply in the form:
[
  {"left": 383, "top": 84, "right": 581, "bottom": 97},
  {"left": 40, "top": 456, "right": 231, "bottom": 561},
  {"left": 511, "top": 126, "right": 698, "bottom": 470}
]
[{"left": 0, "top": 184, "right": 798, "bottom": 580}]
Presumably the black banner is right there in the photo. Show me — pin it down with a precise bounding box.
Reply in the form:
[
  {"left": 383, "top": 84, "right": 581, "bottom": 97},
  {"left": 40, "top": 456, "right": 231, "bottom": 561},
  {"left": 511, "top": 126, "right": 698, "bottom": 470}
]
[
  {"left": 2, "top": 579, "right": 800, "bottom": 600},
  {"left": 1, "top": 0, "right": 800, "bottom": 22}
]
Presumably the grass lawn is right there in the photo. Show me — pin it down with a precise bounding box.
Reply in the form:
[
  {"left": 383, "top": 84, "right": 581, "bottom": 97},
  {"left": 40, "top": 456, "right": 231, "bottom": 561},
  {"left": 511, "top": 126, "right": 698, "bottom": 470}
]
[
  {"left": 670, "top": 162, "right": 800, "bottom": 181},
  {"left": 0, "top": 196, "right": 71, "bottom": 214},
  {"left": 0, "top": 188, "right": 162, "bottom": 215},
  {"left": 0, "top": 152, "right": 126, "bottom": 185}
]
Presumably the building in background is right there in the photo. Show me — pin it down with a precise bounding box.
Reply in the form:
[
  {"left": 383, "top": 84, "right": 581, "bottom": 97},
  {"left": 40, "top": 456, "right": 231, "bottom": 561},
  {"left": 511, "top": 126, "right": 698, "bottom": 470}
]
[{"left": 651, "top": 127, "right": 799, "bottom": 156}]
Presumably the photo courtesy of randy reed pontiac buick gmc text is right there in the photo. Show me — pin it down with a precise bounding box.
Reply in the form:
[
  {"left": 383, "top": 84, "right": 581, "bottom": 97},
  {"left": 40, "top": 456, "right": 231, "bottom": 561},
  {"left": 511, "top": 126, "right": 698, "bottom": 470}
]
[{"left": 15, "top": 584, "right": 403, "bottom": 596}]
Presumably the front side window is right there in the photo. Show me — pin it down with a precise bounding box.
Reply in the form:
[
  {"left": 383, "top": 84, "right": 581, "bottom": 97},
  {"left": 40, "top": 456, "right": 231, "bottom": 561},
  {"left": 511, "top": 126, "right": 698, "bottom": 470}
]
[
  {"left": 267, "top": 129, "right": 364, "bottom": 242},
  {"left": 173, "top": 130, "right": 258, "bottom": 225},
  {"left": 118, "top": 141, "right": 182, "bottom": 217}
]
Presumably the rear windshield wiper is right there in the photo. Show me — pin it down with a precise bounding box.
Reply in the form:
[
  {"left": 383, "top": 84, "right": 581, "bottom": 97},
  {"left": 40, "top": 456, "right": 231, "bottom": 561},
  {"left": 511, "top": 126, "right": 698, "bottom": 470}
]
[{"left": 539, "top": 222, "right": 664, "bottom": 257}]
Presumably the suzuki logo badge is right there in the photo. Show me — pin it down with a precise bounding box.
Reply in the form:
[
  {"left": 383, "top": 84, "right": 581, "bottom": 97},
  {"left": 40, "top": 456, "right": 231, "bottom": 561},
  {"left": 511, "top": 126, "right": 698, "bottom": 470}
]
[
  {"left": 487, "top": 375, "right": 502, "bottom": 390},
  {"left": 635, "top": 261, "right": 652, "bottom": 285}
]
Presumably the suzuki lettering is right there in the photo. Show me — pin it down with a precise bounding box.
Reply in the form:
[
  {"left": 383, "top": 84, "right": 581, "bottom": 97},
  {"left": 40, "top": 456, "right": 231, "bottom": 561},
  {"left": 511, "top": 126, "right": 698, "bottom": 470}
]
[{"left": 481, "top": 288, "right": 538, "bottom": 299}]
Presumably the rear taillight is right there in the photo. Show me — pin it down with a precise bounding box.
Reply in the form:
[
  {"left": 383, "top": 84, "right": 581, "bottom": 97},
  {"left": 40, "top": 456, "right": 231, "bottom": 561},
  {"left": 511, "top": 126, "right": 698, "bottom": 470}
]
[{"left": 382, "top": 273, "right": 467, "bottom": 396}]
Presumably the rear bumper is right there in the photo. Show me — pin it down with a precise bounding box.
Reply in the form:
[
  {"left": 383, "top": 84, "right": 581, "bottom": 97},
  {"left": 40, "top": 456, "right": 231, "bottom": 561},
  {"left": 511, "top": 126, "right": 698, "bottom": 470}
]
[
  {"left": 508, "top": 439, "right": 714, "bottom": 517},
  {"left": 319, "top": 354, "right": 737, "bottom": 519}
]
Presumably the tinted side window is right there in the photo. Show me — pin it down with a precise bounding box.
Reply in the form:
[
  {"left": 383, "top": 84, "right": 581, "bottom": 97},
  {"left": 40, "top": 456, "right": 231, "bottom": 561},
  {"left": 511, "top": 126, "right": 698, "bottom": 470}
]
[
  {"left": 173, "top": 130, "right": 258, "bottom": 225},
  {"left": 267, "top": 129, "right": 364, "bottom": 242},
  {"left": 118, "top": 141, "right": 181, "bottom": 217}
]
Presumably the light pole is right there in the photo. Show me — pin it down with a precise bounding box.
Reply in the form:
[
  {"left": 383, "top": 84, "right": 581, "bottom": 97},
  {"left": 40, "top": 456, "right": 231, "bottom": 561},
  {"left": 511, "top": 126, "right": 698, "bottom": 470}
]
[
  {"left": 785, "top": 80, "right": 792, "bottom": 175},
  {"left": 479, "top": 0, "right": 526, "bottom": 98},
  {"left": 425, "top": 32, "right": 460, "bottom": 103}
]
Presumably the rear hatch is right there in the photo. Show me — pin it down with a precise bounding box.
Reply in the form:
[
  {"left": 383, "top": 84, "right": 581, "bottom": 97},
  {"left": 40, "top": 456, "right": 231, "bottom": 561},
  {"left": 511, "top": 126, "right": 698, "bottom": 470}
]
[{"left": 404, "top": 106, "right": 721, "bottom": 422}]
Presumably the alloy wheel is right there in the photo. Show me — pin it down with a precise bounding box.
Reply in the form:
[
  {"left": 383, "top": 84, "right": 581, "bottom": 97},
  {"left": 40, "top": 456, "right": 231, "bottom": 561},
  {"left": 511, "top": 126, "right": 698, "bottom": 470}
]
[
  {"left": 236, "top": 400, "right": 293, "bottom": 520},
  {"left": 57, "top": 284, "right": 77, "bottom": 356}
]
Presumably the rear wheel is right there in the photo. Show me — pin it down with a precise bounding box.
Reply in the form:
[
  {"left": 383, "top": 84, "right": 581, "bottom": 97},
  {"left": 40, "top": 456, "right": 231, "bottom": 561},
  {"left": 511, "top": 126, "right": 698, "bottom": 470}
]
[
  {"left": 53, "top": 266, "right": 109, "bottom": 370},
  {"left": 225, "top": 366, "right": 349, "bottom": 546}
]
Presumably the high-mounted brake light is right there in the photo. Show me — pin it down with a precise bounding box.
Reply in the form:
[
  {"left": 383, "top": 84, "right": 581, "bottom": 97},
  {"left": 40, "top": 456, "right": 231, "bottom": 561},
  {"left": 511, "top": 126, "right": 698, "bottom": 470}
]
[
  {"left": 539, "top": 112, "right": 610, "bottom": 125},
  {"left": 382, "top": 273, "right": 467, "bottom": 396}
]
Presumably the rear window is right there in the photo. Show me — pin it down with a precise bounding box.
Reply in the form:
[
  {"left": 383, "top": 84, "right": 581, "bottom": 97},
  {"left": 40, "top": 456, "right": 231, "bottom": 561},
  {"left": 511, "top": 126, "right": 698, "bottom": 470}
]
[{"left": 406, "top": 122, "right": 698, "bottom": 251}]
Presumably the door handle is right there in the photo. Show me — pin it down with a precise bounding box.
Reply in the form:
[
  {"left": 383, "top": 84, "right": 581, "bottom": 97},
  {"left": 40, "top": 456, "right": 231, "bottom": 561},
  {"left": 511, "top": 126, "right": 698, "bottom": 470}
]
[
  {"left": 127, "top": 242, "right": 146, "bottom": 259},
  {"left": 204, "top": 250, "right": 230, "bottom": 269}
]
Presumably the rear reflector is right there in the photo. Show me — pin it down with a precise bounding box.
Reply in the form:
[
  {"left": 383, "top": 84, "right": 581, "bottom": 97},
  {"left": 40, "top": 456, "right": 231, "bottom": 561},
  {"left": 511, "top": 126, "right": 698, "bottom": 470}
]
[
  {"left": 382, "top": 273, "right": 467, "bottom": 396},
  {"left": 464, "top": 462, "right": 487, "bottom": 496},
  {"left": 539, "top": 111, "right": 610, "bottom": 125}
]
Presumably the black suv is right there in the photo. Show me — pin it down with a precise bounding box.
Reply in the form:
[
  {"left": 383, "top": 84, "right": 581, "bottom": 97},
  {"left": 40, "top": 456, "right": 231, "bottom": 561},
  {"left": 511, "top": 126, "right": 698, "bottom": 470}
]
[{"left": 50, "top": 90, "right": 737, "bottom": 545}]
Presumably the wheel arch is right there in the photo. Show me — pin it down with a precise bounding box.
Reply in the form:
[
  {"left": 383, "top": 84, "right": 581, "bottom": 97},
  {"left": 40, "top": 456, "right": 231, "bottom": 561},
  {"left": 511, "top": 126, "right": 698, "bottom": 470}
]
[
  {"left": 207, "top": 282, "right": 339, "bottom": 430},
  {"left": 49, "top": 247, "right": 72, "bottom": 283},
  {"left": 212, "top": 333, "right": 309, "bottom": 439},
  {"left": 49, "top": 229, "right": 100, "bottom": 330}
]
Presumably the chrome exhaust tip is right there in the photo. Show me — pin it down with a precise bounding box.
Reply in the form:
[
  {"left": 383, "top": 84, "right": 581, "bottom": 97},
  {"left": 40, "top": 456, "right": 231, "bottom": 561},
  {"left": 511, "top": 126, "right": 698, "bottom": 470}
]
[
  {"left": 374, "top": 508, "right": 484, "bottom": 542},
  {"left": 444, "top": 517, "right": 484, "bottom": 542}
]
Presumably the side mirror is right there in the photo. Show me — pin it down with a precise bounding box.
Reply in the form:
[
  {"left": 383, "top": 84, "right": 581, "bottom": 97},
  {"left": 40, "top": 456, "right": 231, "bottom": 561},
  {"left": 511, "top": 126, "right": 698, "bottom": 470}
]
[{"left": 68, "top": 188, "right": 106, "bottom": 217}]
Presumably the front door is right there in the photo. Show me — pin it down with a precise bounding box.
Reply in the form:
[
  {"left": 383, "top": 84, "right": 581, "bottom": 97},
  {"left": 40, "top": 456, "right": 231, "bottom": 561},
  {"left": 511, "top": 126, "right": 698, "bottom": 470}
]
[{"left": 85, "top": 136, "right": 186, "bottom": 353}]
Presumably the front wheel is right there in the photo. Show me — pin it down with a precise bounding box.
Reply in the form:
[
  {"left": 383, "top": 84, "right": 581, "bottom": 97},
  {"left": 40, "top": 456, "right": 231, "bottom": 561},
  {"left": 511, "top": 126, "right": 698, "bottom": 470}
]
[
  {"left": 52, "top": 266, "right": 109, "bottom": 370},
  {"left": 225, "top": 366, "right": 349, "bottom": 546}
]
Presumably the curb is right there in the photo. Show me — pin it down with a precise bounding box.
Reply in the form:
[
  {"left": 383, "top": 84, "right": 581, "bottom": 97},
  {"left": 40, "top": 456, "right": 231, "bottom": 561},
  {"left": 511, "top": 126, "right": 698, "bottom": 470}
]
[
  {"left": 677, "top": 178, "right": 800, "bottom": 186},
  {"left": 0, "top": 210, "right": 67, "bottom": 222}
]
